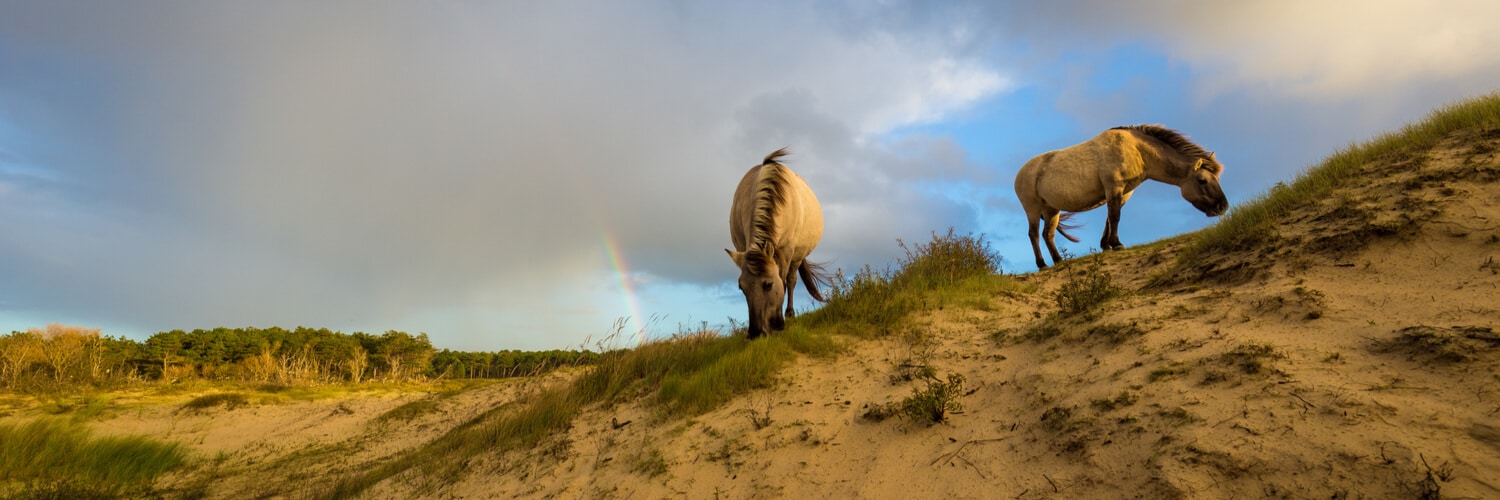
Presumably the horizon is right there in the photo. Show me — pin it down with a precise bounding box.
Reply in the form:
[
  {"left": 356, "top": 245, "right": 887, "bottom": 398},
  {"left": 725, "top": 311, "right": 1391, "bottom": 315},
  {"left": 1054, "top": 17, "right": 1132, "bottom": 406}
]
[{"left": 4, "top": 1, "right": 1500, "bottom": 351}]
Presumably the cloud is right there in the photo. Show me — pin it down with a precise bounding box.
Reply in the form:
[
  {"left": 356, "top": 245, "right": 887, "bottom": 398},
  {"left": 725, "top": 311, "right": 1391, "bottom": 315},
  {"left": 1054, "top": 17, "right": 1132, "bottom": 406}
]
[
  {"left": 991, "top": 1, "right": 1500, "bottom": 101},
  {"left": 0, "top": 2, "right": 1012, "bottom": 347}
]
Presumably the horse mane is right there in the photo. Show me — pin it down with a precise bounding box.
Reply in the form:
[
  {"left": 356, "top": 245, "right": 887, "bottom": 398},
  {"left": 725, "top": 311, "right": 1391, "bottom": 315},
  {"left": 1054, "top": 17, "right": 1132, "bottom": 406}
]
[
  {"left": 749, "top": 148, "right": 791, "bottom": 252},
  {"left": 1112, "top": 124, "right": 1221, "bottom": 173}
]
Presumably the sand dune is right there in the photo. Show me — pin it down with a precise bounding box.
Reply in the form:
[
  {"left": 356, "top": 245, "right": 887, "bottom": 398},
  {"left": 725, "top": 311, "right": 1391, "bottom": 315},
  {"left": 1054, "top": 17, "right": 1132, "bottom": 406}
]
[{"left": 26, "top": 117, "right": 1500, "bottom": 499}]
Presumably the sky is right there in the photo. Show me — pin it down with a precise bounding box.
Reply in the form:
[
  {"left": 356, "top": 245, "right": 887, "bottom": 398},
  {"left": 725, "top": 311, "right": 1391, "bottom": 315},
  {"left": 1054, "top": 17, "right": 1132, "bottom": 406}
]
[{"left": 3, "top": 1, "right": 1500, "bottom": 351}]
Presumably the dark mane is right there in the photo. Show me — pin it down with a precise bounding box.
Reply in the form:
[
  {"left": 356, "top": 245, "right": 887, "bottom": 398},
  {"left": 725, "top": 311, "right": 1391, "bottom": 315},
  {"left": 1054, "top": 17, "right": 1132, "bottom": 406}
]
[
  {"left": 1112, "top": 124, "right": 1219, "bottom": 172},
  {"left": 750, "top": 148, "right": 791, "bottom": 251},
  {"left": 762, "top": 146, "right": 790, "bottom": 166}
]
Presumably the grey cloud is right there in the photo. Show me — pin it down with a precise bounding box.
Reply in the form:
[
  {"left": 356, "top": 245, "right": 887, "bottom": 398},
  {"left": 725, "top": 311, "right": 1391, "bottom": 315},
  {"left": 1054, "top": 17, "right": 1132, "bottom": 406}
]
[{"left": 0, "top": 1, "right": 1011, "bottom": 345}]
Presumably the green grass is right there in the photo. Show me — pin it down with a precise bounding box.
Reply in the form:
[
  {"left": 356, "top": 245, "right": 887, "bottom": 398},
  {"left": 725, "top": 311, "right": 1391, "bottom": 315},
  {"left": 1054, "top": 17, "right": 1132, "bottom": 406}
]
[
  {"left": 1177, "top": 91, "right": 1500, "bottom": 268},
  {"left": 802, "top": 229, "right": 1021, "bottom": 337},
  {"left": 0, "top": 418, "right": 187, "bottom": 497}
]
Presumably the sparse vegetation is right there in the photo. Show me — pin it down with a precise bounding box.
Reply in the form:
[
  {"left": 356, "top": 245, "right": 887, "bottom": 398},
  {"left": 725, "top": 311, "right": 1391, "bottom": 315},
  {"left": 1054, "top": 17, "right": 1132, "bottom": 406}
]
[
  {"left": 374, "top": 397, "right": 439, "bottom": 424},
  {"left": 630, "top": 448, "right": 669, "bottom": 478},
  {"left": 1053, "top": 256, "right": 1123, "bottom": 315},
  {"left": 1174, "top": 91, "right": 1500, "bottom": 278},
  {"left": 1213, "top": 343, "right": 1283, "bottom": 376},
  {"left": 1378, "top": 325, "right": 1500, "bottom": 364},
  {"left": 897, "top": 373, "right": 966, "bottom": 426},
  {"left": 1088, "top": 322, "right": 1147, "bottom": 345},
  {"left": 1090, "top": 391, "right": 1139, "bottom": 412},
  {"left": 179, "top": 392, "right": 250, "bottom": 413}
]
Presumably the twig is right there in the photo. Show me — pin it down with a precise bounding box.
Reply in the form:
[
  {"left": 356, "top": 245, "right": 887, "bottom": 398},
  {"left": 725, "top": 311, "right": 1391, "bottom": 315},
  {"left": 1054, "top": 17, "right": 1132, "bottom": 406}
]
[
  {"left": 930, "top": 436, "right": 1012, "bottom": 467},
  {"left": 931, "top": 440, "right": 972, "bottom": 466},
  {"left": 1288, "top": 391, "right": 1317, "bottom": 409},
  {"left": 955, "top": 454, "right": 987, "bottom": 480},
  {"left": 1043, "top": 474, "right": 1059, "bottom": 493}
]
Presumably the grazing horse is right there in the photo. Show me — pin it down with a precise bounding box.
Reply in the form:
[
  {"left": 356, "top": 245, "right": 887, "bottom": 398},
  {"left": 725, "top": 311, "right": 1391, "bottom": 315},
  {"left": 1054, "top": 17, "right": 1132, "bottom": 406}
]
[
  {"left": 1014, "top": 125, "right": 1229, "bottom": 269},
  {"left": 727, "top": 148, "right": 829, "bottom": 339}
]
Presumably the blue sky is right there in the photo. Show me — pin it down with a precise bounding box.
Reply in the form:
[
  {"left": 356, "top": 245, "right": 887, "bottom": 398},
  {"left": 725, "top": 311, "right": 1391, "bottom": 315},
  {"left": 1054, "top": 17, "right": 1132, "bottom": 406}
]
[{"left": 3, "top": 1, "right": 1500, "bottom": 350}]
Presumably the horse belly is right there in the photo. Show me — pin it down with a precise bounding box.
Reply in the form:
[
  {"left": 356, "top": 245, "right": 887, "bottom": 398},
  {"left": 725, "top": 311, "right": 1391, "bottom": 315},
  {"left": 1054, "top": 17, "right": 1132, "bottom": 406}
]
[{"left": 1037, "top": 178, "right": 1107, "bottom": 213}]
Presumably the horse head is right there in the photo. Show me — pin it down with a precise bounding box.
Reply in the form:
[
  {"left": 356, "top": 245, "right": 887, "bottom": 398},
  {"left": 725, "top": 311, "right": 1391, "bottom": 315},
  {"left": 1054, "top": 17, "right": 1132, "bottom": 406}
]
[
  {"left": 725, "top": 245, "right": 786, "bottom": 338},
  {"left": 1181, "top": 153, "right": 1229, "bottom": 217}
]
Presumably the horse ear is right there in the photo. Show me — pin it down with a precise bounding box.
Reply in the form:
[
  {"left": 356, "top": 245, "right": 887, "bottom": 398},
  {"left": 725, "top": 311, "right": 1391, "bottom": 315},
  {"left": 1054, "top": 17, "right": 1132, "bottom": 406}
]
[
  {"left": 725, "top": 249, "right": 746, "bottom": 267},
  {"left": 743, "top": 249, "right": 769, "bottom": 274},
  {"left": 1209, "top": 152, "right": 1217, "bottom": 161},
  {"left": 1192, "top": 158, "right": 1206, "bottom": 172}
]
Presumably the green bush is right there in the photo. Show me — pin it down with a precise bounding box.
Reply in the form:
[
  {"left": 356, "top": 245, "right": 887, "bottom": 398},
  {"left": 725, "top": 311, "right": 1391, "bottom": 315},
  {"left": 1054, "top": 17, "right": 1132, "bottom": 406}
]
[
  {"left": 1053, "top": 257, "right": 1122, "bottom": 315},
  {"left": 899, "top": 373, "right": 966, "bottom": 426}
]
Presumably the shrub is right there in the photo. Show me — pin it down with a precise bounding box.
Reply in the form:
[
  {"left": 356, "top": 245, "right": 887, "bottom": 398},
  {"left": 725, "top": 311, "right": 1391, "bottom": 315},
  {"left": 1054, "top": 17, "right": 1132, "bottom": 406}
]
[
  {"left": 898, "top": 373, "right": 966, "bottom": 426},
  {"left": 894, "top": 228, "right": 1003, "bottom": 288},
  {"left": 1053, "top": 257, "right": 1122, "bottom": 315}
]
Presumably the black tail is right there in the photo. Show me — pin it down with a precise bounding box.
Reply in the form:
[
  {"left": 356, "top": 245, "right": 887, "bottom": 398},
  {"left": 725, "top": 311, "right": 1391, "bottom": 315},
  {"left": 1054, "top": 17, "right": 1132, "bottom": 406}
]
[
  {"left": 798, "top": 259, "right": 833, "bottom": 302},
  {"left": 1057, "top": 213, "right": 1082, "bottom": 243}
]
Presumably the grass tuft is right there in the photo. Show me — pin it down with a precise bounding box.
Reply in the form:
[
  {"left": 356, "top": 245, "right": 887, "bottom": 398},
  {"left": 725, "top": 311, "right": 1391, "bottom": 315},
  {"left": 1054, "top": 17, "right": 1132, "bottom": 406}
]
[
  {"left": 804, "top": 229, "right": 1017, "bottom": 337},
  {"left": 0, "top": 418, "right": 186, "bottom": 497},
  {"left": 1053, "top": 257, "right": 1123, "bottom": 315},
  {"left": 178, "top": 393, "right": 250, "bottom": 413}
]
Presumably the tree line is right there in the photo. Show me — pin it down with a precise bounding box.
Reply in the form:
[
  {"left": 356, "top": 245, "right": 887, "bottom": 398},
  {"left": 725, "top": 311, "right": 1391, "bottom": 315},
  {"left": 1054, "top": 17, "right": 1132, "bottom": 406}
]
[{"left": 0, "top": 324, "right": 597, "bottom": 393}]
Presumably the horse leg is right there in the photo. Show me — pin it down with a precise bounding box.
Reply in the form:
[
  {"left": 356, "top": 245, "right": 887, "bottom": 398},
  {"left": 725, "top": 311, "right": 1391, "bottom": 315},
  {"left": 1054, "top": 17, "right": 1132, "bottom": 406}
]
[
  {"left": 783, "top": 261, "right": 799, "bottom": 319},
  {"left": 1042, "top": 211, "right": 1064, "bottom": 266},
  {"left": 1029, "top": 217, "right": 1048, "bottom": 269},
  {"left": 1103, "top": 195, "right": 1126, "bottom": 251}
]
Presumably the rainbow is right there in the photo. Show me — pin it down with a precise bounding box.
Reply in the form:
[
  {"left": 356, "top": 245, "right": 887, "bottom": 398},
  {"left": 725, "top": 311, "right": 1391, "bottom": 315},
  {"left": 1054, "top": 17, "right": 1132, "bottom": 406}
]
[{"left": 600, "top": 233, "right": 645, "bottom": 340}]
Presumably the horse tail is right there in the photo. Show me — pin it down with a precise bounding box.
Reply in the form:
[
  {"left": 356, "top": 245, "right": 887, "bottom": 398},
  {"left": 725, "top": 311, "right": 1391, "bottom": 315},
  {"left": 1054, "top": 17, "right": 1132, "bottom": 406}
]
[
  {"left": 798, "top": 259, "right": 833, "bottom": 302},
  {"left": 1057, "top": 213, "right": 1083, "bottom": 243}
]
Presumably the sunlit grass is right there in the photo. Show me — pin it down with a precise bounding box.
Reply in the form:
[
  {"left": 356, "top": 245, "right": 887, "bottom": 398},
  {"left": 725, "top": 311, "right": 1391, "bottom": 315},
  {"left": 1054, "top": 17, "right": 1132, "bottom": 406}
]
[{"left": 0, "top": 418, "right": 187, "bottom": 497}]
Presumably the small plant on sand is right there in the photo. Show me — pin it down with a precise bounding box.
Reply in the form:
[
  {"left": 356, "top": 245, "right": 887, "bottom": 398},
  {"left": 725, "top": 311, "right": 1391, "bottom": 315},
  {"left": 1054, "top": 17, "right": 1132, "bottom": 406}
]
[
  {"left": 898, "top": 373, "right": 965, "bottom": 426},
  {"left": 1053, "top": 256, "right": 1122, "bottom": 315},
  {"left": 1213, "top": 343, "right": 1283, "bottom": 376},
  {"left": 630, "top": 448, "right": 669, "bottom": 478},
  {"left": 1090, "top": 391, "right": 1139, "bottom": 412}
]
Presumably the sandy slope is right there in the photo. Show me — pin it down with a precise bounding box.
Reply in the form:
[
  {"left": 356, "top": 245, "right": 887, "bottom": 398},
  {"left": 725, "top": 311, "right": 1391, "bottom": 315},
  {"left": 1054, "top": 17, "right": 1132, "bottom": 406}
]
[
  {"left": 431, "top": 126, "right": 1500, "bottom": 499},
  {"left": 49, "top": 126, "right": 1500, "bottom": 498}
]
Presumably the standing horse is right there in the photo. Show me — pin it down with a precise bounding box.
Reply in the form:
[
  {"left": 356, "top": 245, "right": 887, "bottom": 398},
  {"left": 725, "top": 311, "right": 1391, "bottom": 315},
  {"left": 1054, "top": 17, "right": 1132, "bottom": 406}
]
[
  {"left": 727, "top": 148, "right": 829, "bottom": 339},
  {"left": 1014, "top": 125, "right": 1229, "bottom": 269}
]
